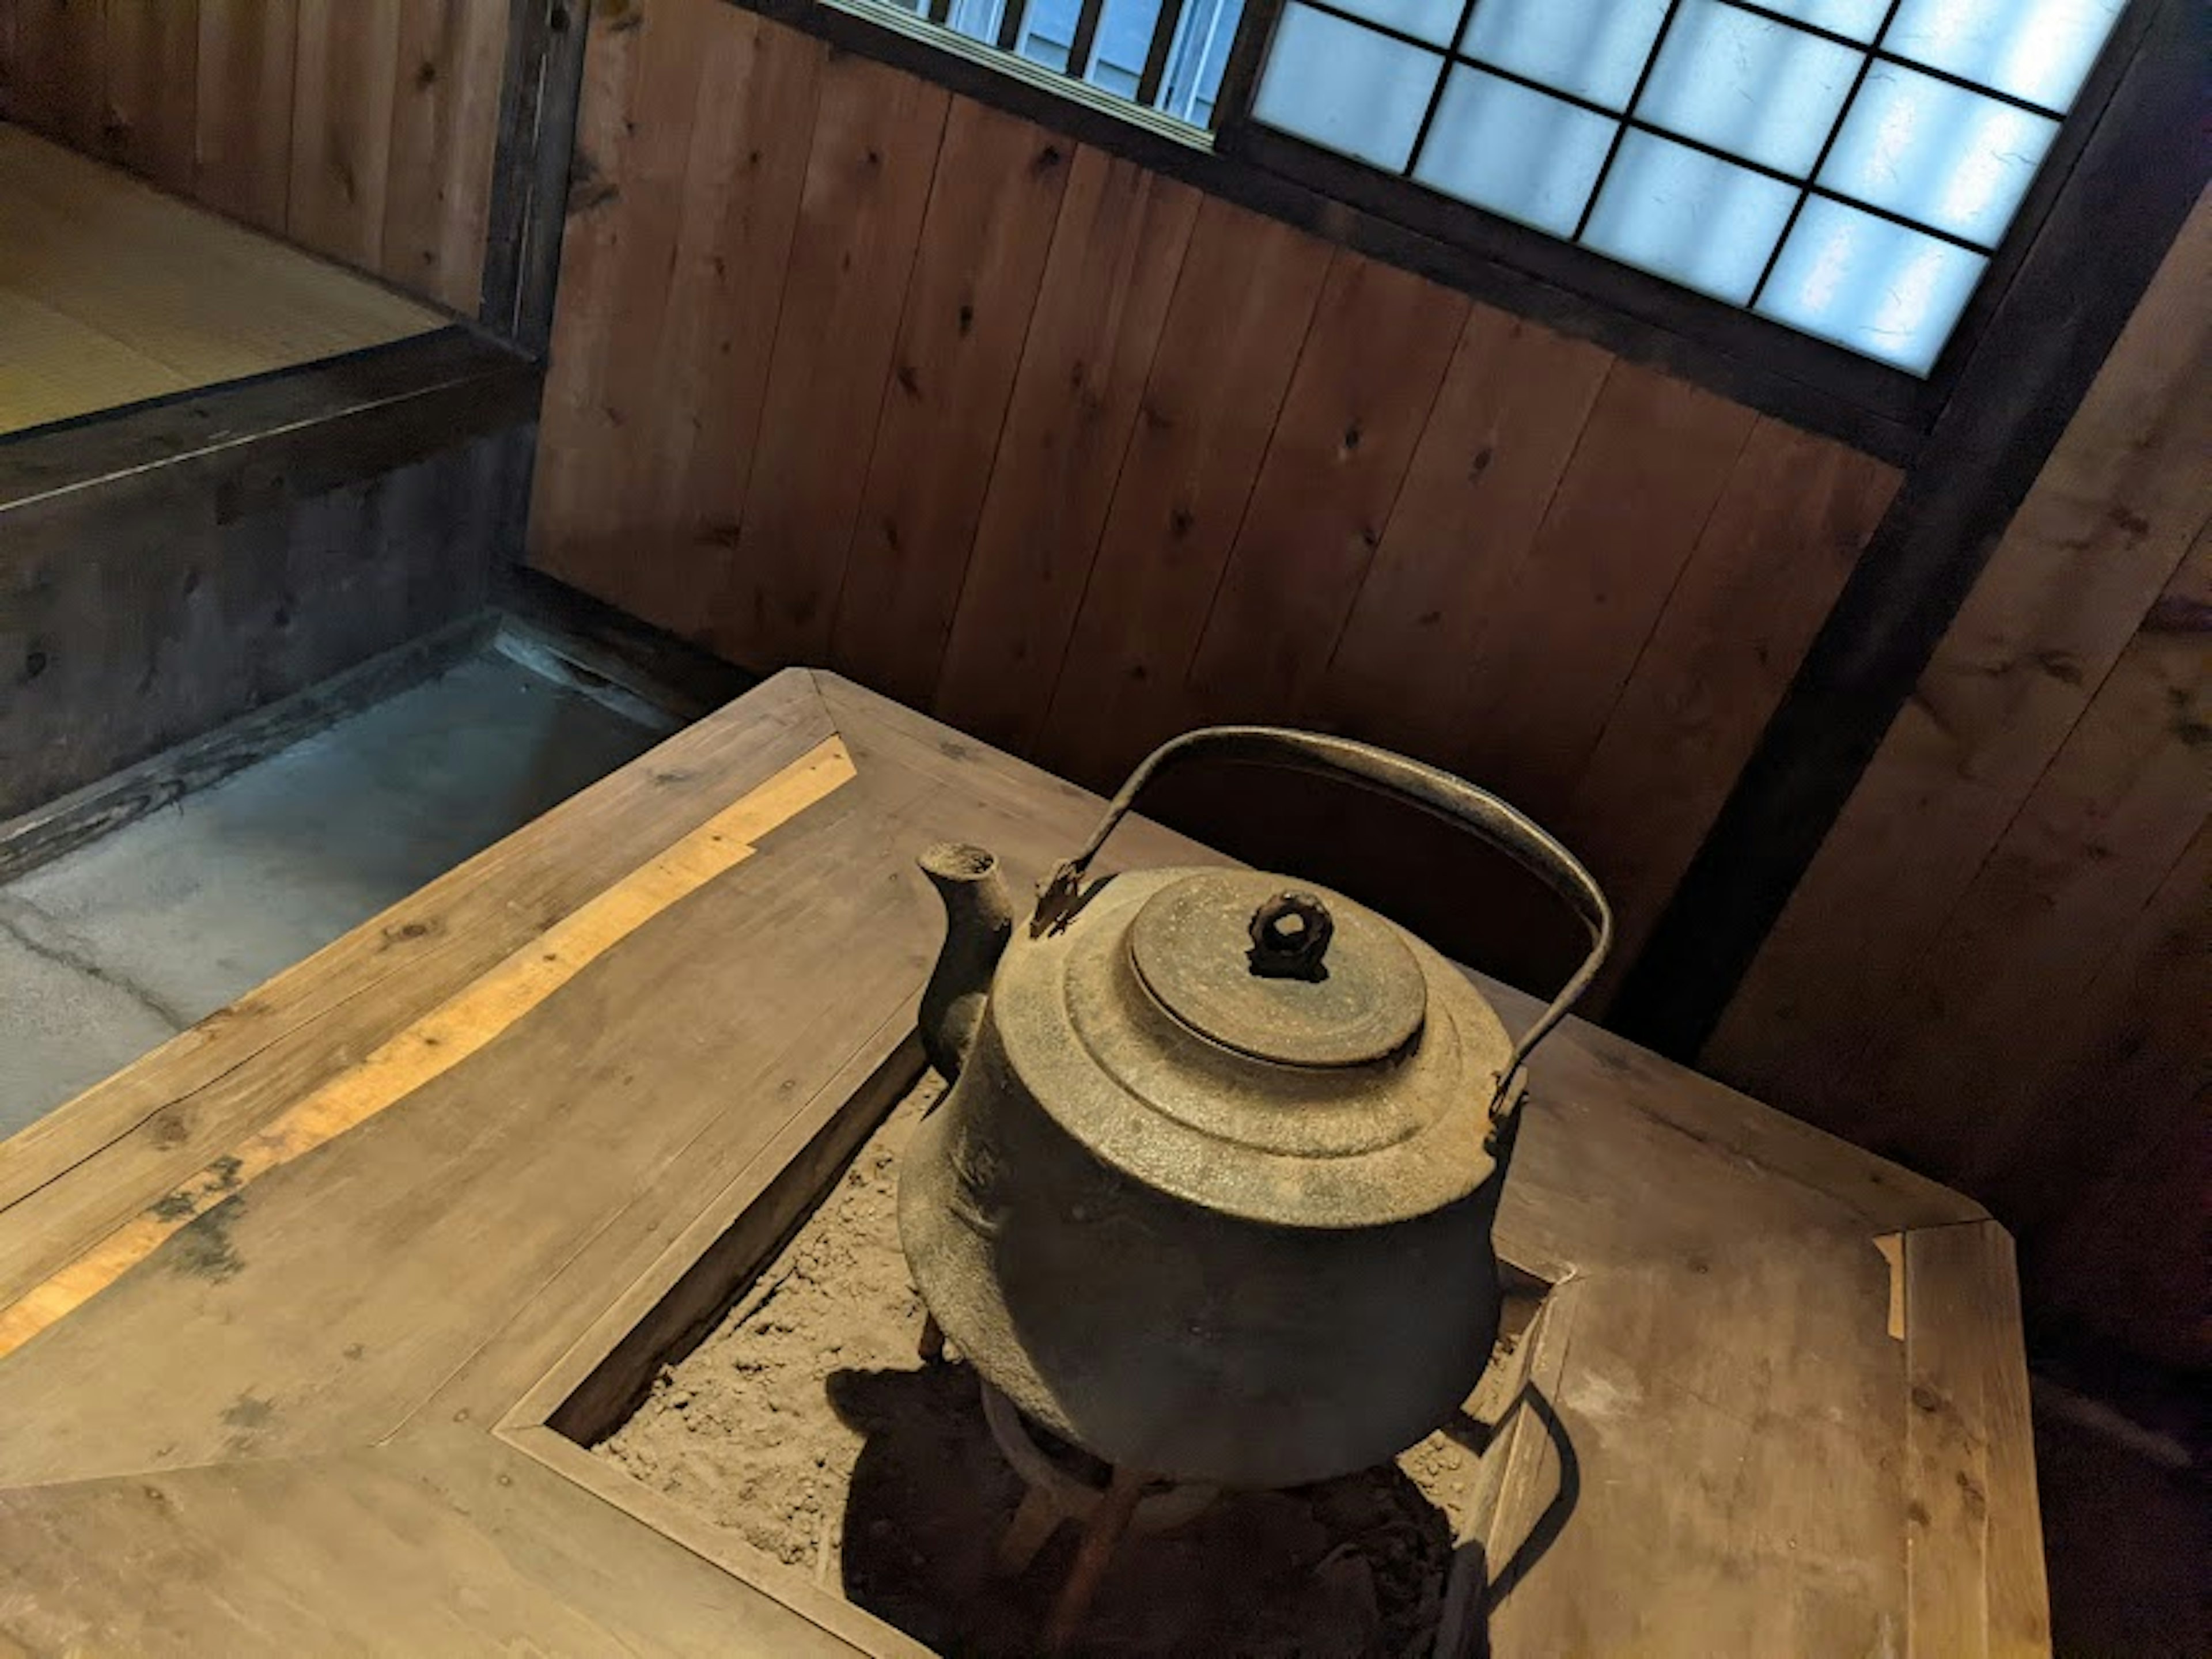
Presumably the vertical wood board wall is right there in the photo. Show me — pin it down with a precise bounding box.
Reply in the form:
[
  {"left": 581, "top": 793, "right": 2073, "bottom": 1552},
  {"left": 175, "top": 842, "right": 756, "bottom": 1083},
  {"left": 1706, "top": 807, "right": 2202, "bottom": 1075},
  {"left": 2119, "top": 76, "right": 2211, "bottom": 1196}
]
[
  {"left": 0, "top": 0, "right": 507, "bottom": 313},
  {"left": 1707, "top": 191, "right": 2212, "bottom": 1366},
  {"left": 525, "top": 0, "right": 1902, "bottom": 1001}
]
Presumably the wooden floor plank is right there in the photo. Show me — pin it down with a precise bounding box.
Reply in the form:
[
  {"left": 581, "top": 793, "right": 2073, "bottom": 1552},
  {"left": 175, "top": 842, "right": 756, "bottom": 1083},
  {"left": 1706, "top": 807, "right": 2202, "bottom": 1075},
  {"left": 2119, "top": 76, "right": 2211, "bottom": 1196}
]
[
  {"left": 930, "top": 147, "right": 1199, "bottom": 754},
  {"left": 827, "top": 98, "right": 1070, "bottom": 709},
  {"left": 0, "top": 1430, "right": 863, "bottom": 1654}
]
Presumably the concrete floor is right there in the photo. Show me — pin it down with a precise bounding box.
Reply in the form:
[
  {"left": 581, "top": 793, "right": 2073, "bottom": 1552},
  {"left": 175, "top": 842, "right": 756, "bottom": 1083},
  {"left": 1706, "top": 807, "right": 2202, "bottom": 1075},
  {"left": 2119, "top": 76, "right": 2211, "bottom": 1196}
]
[{"left": 0, "top": 647, "right": 664, "bottom": 1139}]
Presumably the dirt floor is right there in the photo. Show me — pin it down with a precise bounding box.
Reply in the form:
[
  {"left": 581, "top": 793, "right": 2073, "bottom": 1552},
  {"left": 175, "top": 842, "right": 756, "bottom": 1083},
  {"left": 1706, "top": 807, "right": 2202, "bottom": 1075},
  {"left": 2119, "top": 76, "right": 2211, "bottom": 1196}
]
[{"left": 597, "top": 1075, "right": 1515, "bottom": 1658}]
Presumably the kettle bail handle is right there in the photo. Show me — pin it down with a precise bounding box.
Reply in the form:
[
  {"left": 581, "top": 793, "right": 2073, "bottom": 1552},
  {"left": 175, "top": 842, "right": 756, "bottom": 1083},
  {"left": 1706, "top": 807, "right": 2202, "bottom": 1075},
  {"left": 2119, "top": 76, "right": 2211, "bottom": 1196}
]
[{"left": 1033, "top": 726, "right": 1613, "bottom": 1118}]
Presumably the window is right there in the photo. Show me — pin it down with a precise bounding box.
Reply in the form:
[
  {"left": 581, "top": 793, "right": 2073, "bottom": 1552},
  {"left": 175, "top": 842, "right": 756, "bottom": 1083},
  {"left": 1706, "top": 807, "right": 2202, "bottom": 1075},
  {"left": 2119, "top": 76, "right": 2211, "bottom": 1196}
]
[
  {"left": 1246, "top": 0, "right": 2130, "bottom": 373},
  {"left": 837, "top": 0, "right": 2133, "bottom": 388},
  {"left": 885, "top": 0, "right": 1248, "bottom": 124}
]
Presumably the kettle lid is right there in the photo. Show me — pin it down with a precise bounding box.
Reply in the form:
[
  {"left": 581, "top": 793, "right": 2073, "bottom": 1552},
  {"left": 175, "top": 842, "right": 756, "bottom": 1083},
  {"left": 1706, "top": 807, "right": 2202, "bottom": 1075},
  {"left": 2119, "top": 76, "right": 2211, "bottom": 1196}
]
[{"left": 1128, "top": 871, "right": 1426, "bottom": 1068}]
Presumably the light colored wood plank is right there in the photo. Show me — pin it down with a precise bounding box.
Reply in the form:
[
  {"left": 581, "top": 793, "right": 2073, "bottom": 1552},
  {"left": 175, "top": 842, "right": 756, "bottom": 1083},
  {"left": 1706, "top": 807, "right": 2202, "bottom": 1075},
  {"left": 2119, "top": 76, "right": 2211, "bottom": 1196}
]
[
  {"left": 286, "top": 0, "right": 401, "bottom": 270},
  {"left": 501, "top": 1426, "right": 915, "bottom": 1657},
  {"left": 1861, "top": 525, "right": 2210, "bottom": 1183},
  {"left": 1710, "top": 188, "right": 2212, "bottom": 1136},
  {"left": 101, "top": 0, "right": 196, "bottom": 188},
  {"left": 1321, "top": 303, "right": 1612, "bottom": 764},
  {"left": 931, "top": 146, "right": 1199, "bottom": 755},
  {"left": 827, "top": 97, "right": 1071, "bottom": 709},
  {"left": 0, "top": 123, "right": 438, "bottom": 437},
  {"left": 1185, "top": 248, "right": 1468, "bottom": 718},
  {"left": 382, "top": 0, "right": 506, "bottom": 309},
  {"left": 2005, "top": 812, "right": 2211, "bottom": 1270},
  {"left": 1488, "top": 1240, "right": 1910, "bottom": 1655},
  {"left": 1562, "top": 420, "right": 1901, "bottom": 1004},
  {"left": 0, "top": 671, "right": 833, "bottom": 1266},
  {"left": 0, "top": 1430, "right": 865, "bottom": 1654},
  {"left": 0, "top": 739, "right": 857, "bottom": 1361},
  {"left": 702, "top": 52, "right": 950, "bottom": 669},
  {"left": 1905, "top": 1222, "right": 2051, "bottom": 1658},
  {"left": 192, "top": 0, "right": 297, "bottom": 232},
  {"left": 1036, "top": 194, "right": 1331, "bottom": 789}
]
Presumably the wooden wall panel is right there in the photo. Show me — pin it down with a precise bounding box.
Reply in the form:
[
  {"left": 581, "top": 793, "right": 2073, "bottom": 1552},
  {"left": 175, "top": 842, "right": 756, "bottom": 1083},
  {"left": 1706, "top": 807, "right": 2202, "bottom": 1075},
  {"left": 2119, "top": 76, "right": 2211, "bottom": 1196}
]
[
  {"left": 1185, "top": 250, "right": 1467, "bottom": 718},
  {"left": 702, "top": 52, "right": 950, "bottom": 667},
  {"left": 103, "top": 0, "right": 196, "bottom": 192},
  {"left": 1709, "top": 193, "right": 2212, "bottom": 1132},
  {"left": 287, "top": 0, "right": 402, "bottom": 274},
  {"left": 931, "top": 149, "right": 1199, "bottom": 754},
  {"left": 0, "top": 0, "right": 504, "bottom": 310},
  {"left": 384, "top": 0, "right": 509, "bottom": 311},
  {"left": 1709, "top": 190, "right": 2212, "bottom": 1364},
  {"left": 828, "top": 99, "right": 1071, "bottom": 709},
  {"left": 1033, "top": 195, "right": 1332, "bottom": 785},
  {"left": 193, "top": 0, "right": 297, "bottom": 233},
  {"left": 525, "top": 2, "right": 1900, "bottom": 1024},
  {"left": 1321, "top": 305, "right": 1612, "bottom": 764},
  {"left": 1560, "top": 421, "right": 1904, "bottom": 995}
]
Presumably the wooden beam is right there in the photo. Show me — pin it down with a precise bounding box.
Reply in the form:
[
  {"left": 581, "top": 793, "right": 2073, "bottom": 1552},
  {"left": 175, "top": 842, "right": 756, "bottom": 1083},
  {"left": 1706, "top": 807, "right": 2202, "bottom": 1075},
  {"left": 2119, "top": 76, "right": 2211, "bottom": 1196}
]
[
  {"left": 0, "top": 328, "right": 540, "bottom": 538},
  {"left": 480, "top": 0, "right": 593, "bottom": 349}
]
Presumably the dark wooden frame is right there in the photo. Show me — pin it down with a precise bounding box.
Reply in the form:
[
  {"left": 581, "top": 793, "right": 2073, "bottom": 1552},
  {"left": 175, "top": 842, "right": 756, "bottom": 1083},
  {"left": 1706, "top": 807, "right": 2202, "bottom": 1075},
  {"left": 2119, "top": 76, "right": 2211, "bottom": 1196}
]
[{"left": 482, "top": 0, "right": 597, "bottom": 353}]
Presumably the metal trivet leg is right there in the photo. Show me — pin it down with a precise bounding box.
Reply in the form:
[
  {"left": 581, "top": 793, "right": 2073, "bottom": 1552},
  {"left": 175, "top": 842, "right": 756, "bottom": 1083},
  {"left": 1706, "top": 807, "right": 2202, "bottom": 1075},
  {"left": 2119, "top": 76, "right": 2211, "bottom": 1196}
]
[{"left": 975, "top": 1378, "right": 1218, "bottom": 1649}]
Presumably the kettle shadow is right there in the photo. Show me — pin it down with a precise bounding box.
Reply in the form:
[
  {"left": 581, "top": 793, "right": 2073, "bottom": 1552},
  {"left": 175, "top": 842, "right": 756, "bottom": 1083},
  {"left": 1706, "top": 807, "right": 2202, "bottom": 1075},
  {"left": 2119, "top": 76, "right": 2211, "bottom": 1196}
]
[
  {"left": 822, "top": 1361, "right": 1575, "bottom": 1658},
  {"left": 1433, "top": 1385, "right": 1581, "bottom": 1659}
]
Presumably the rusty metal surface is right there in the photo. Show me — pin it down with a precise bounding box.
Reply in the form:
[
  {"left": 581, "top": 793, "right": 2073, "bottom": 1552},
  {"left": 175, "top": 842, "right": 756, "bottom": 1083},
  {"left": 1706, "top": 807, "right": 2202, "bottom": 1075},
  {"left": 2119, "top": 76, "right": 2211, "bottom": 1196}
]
[{"left": 1127, "top": 871, "right": 1427, "bottom": 1069}]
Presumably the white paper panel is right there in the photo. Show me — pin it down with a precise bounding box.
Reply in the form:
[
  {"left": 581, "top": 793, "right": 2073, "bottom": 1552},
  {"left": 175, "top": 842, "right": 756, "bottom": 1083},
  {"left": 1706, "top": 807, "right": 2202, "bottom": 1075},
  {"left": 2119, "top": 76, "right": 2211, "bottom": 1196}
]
[
  {"left": 1886, "top": 0, "right": 2127, "bottom": 111},
  {"left": 1820, "top": 63, "right": 2058, "bottom": 245},
  {"left": 1253, "top": 3, "right": 1443, "bottom": 170},
  {"left": 1638, "top": 1, "right": 1860, "bottom": 175},
  {"left": 1757, "top": 195, "right": 1987, "bottom": 372},
  {"left": 1583, "top": 131, "right": 1799, "bottom": 302},
  {"left": 1414, "top": 68, "right": 1616, "bottom": 235},
  {"left": 1460, "top": 0, "right": 1671, "bottom": 109}
]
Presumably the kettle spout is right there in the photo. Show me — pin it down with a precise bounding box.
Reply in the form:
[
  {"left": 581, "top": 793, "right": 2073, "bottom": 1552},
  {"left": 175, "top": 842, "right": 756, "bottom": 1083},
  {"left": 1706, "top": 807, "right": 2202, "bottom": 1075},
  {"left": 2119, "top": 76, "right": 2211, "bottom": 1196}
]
[{"left": 916, "top": 842, "right": 1013, "bottom": 1081}]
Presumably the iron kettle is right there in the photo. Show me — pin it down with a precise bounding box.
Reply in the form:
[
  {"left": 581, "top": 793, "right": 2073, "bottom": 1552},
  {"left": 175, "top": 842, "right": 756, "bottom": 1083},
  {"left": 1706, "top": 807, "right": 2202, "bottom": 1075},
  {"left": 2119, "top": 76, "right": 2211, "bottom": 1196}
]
[{"left": 899, "top": 728, "right": 1611, "bottom": 1488}]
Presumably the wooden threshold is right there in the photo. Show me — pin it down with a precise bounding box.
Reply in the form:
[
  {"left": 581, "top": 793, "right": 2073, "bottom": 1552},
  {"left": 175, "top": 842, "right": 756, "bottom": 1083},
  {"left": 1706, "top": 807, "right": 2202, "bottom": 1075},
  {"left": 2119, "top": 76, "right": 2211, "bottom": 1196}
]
[{"left": 0, "top": 327, "right": 541, "bottom": 544}]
